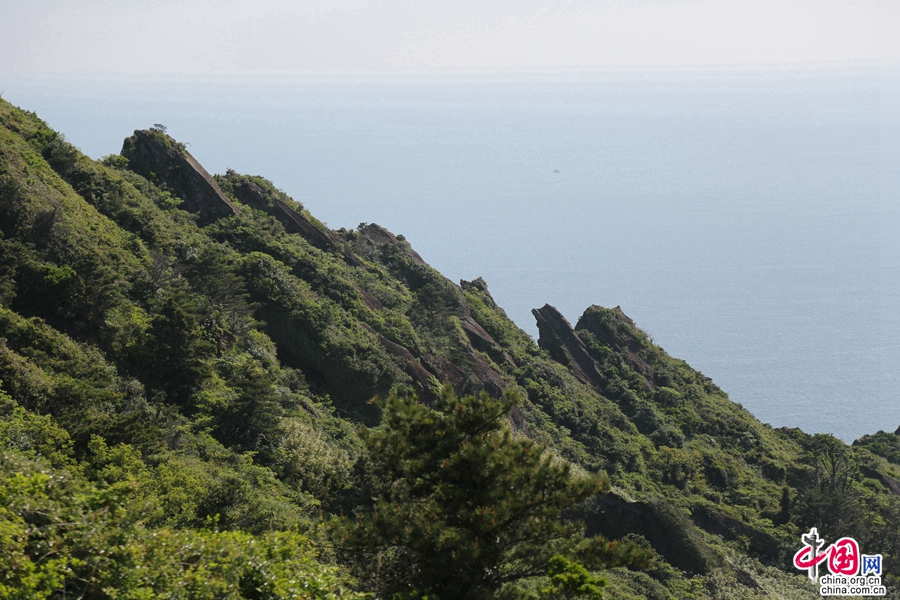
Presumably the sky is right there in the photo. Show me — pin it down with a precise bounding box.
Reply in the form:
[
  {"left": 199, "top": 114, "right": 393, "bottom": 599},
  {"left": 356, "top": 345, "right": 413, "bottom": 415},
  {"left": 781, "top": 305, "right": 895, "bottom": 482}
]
[{"left": 2, "top": 0, "right": 899, "bottom": 75}]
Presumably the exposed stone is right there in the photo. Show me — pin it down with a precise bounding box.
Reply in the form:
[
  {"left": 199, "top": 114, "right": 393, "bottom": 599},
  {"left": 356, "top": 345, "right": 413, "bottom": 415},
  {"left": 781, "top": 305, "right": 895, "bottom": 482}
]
[
  {"left": 230, "top": 179, "right": 363, "bottom": 267},
  {"left": 576, "top": 305, "right": 656, "bottom": 390},
  {"left": 460, "top": 315, "right": 516, "bottom": 367},
  {"left": 358, "top": 287, "right": 384, "bottom": 311},
  {"left": 690, "top": 504, "right": 780, "bottom": 561},
  {"left": 421, "top": 353, "right": 468, "bottom": 390},
  {"left": 509, "top": 405, "right": 529, "bottom": 435},
  {"left": 421, "top": 349, "right": 505, "bottom": 398},
  {"left": 860, "top": 465, "right": 900, "bottom": 496},
  {"left": 121, "top": 130, "right": 240, "bottom": 225},
  {"left": 532, "top": 304, "right": 605, "bottom": 391},
  {"left": 375, "top": 334, "right": 437, "bottom": 400},
  {"left": 777, "top": 426, "right": 803, "bottom": 436},
  {"left": 460, "top": 276, "right": 490, "bottom": 296},
  {"left": 734, "top": 568, "right": 765, "bottom": 592},
  {"left": 460, "top": 277, "right": 503, "bottom": 312},
  {"left": 358, "top": 223, "right": 426, "bottom": 265},
  {"left": 573, "top": 492, "right": 715, "bottom": 575},
  {"left": 463, "top": 348, "right": 506, "bottom": 397}
]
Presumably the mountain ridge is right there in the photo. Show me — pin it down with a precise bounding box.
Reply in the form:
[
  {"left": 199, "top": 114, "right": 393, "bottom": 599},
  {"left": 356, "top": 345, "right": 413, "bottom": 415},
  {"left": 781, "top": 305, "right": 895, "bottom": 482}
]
[{"left": 1, "top": 98, "right": 898, "bottom": 598}]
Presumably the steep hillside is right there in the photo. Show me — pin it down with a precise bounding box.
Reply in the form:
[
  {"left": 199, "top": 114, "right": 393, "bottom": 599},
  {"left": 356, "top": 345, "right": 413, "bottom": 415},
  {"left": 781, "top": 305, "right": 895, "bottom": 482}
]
[{"left": 1, "top": 98, "right": 898, "bottom": 598}]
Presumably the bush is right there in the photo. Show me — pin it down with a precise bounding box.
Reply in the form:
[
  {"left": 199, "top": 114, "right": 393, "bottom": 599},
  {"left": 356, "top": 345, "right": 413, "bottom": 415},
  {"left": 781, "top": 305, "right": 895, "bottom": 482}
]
[{"left": 0, "top": 450, "right": 361, "bottom": 599}]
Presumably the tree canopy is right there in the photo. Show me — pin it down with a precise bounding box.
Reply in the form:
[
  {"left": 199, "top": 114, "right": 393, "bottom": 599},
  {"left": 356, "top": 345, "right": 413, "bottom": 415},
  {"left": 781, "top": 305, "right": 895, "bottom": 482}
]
[{"left": 336, "top": 387, "right": 650, "bottom": 599}]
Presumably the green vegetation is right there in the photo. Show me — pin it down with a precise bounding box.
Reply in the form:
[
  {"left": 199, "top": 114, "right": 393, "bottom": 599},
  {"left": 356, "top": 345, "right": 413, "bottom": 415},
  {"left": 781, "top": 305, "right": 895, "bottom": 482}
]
[
  {"left": 1, "top": 97, "right": 898, "bottom": 598},
  {"left": 0, "top": 451, "right": 361, "bottom": 598},
  {"left": 336, "top": 387, "right": 650, "bottom": 599}
]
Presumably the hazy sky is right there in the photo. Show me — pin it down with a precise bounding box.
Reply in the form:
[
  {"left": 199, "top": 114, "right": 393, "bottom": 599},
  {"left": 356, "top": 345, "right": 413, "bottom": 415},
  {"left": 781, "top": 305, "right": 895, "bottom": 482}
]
[{"left": 2, "top": 0, "right": 899, "bottom": 75}]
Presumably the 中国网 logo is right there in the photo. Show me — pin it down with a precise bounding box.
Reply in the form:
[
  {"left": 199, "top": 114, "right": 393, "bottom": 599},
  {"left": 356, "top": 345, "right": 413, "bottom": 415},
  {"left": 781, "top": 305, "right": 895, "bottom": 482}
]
[{"left": 793, "top": 527, "right": 885, "bottom": 596}]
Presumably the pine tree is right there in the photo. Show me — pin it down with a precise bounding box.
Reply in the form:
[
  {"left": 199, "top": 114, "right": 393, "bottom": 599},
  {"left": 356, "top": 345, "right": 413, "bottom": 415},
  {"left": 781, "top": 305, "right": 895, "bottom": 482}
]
[
  {"left": 336, "top": 386, "right": 649, "bottom": 599},
  {"left": 140, "top": 296, "right": 212, "bottom": 405}
]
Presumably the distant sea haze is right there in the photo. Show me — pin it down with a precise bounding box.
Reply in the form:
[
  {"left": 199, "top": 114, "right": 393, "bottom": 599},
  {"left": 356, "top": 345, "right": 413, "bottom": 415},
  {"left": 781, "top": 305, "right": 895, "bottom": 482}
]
[{"left": 5, "top": 66, "right": 899, "bottom": 442}]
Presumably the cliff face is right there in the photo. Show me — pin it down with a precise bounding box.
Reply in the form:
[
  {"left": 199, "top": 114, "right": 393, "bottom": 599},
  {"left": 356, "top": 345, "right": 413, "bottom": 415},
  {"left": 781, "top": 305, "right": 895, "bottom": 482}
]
[
  {"left": 121, "top": 129, "right": 240, "bottom": 224},
  {"left": 116, "top": 133, "right": 509, "bottom": 407},
  {"left": 227, "top": 177, "right": 363, "bottom": 267},
  {"left": 576, "top": 305, "right": 656, "bottom": 389},
  {"left": 532, "top": 304, "right": 606, "bottom": 391}
]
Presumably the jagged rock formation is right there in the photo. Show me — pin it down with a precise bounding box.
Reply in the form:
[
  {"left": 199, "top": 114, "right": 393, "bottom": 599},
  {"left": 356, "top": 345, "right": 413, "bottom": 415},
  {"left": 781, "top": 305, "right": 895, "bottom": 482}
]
[
  {"left": 374, "top": 332, "right": 437, "bottom": 396},
  {"left": 461, "top": 277, "right": 504, "bottom": 313},
  {"left": 357, "top": 223, "right": 426, "bottom": 265},
  {"left": 532, "top": 304, "right": 606, "bottom": 391},
  {"left": 121, "top": 129, "right": 240, "bottom": 224},
  {"left": 575, "top": 492, "right": 715, "bottom": 575},
  {"left": 460, "top": 314, "right": 516, "bottom": 368},
  {"left": 690, "top": 504, "right": 779, "bottom": 561},
  {"left": 368, "top": 324, "right": 505, "bottom": 402},
  {"left": 458, "top": 279, "right": 516, "bottom": 367},
  {"left": 229, "top": 178, "right": 364, "bottom": 266},
  {"left": 424, "top": 348, "right": 505, "bottom": 398},
  {"left": 861, "top": 465, "right": 900, "bottom": 496},
  {"left": 576, "top": 306, "right": 656, "bottom": 390}
]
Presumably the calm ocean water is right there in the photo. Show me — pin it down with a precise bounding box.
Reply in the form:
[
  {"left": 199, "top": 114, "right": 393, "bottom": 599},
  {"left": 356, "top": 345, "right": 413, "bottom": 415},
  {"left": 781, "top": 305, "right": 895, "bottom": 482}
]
[{"left": 4, "top": 67, "right": 898, "bottom": 442}]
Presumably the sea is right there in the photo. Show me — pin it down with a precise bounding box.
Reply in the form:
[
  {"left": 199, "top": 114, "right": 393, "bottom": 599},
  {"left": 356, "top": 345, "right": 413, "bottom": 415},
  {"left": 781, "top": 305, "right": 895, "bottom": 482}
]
[{"left": 3, "top": 66, "right": 898, "bottom": 442}]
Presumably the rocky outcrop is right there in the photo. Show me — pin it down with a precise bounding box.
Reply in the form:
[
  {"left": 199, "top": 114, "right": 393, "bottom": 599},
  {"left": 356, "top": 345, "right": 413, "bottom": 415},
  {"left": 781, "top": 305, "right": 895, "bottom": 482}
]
[
  {"left": 357, "top": 287, "right": 384, "bottom": 311},
  {"left": 460, "top": 348, "right": 506, "bottom": 397},
  {"left": 368, "top": 329, "right": 505, "bottom": 401},
  {"left": 861, "top": 465, "right": 900, "bottom": 496},
  {"left": 230, "top": 179, "right": 363, "bottom": 266},
  {"left": 509, "top": 405, "right": 529, "bottom": 434},
  {"left": 458, "top": 278, "right": 515, "bottom": 367},
  {"left": 349, "top": 231, "right": 508, "bottom": 398},
  {"left": 576, "top": 306, "right": 656, "bottom": 389},
  {"left": 460, "top": 315, "right": 516, "bottom": 368},
  {"left": 358, "top": 223, "right": 426, "bottom": 265},
  {"left": 734, "top": 568, "right": 765, "bottom": 592},
  {"left": 690, "top": 504, "right": 780, "bottom": 561},
  {"left": 461, "top": 277, "right": 504, "bottom": 313},
  {"left": 573, "top": 492, "right": 716, "bottom": 575},
  {"left": 421, "top": 349, "right": 505, "bottom": 398},
  {"left": 121, "top": 130, "right": 240, "bottom": 225},
  {"left": 532, "top": 304, "right": 605, "bottom": 391},
  {"left": 375, "top": 334, "right": 437, "bottom": 399}
]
